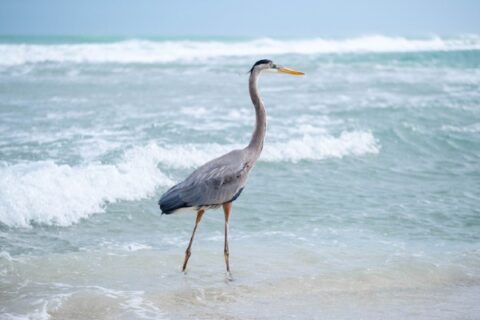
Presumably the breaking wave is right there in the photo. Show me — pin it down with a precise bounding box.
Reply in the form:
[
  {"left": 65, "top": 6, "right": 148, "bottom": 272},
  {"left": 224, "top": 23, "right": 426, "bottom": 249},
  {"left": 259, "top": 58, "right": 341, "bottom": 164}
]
[
  {"left": 1, "top": 35, "right": 479, "bottom": 66},
  {"left": 0, "top": 146, "right": 173, "bottom": 227},
  {"left": 0, "top": 131, "right": 378, "bottom": 227}
]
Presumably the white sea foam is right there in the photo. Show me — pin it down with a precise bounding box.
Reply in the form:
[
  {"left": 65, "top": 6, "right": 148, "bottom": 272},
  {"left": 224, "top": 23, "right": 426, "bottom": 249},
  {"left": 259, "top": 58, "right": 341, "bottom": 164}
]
[
  {"left": 0, "top": 145, "right": 173, "bottom": 227},
  {"left": 0, "top": 35, "right": 479, "bottom": 66},
  {"left": 0, "top": 131, "right": 378, "bottom": 227},
  {"left": 264, "top": 131, "right": 379, "bottom": 162},
  {"left": 151, "top": 130, "right": 379, "bottom": 168},
  {"left": 442, "top": 123, "right": 480, "bottom": 133},
  {"left": 122, "top": 243, "right": 152, "bottom": 252}
]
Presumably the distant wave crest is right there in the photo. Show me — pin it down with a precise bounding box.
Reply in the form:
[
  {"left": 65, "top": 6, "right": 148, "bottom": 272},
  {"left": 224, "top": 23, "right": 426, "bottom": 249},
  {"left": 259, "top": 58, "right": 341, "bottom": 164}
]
[{"left": 0, "top": 35, "right": 479, "bottom": 66}]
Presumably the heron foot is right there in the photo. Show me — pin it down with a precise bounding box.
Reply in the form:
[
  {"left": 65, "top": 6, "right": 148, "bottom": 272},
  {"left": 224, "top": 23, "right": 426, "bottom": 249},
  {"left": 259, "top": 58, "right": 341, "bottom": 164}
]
[
  {"left": 225, "top": 271, "right": 234, "bottom": 282},
  {"left": 224, "top": 249, "right": 230, "bottom": 273},
  {"left": 182, "top": 249, "right": 191, "bottom": 272}
]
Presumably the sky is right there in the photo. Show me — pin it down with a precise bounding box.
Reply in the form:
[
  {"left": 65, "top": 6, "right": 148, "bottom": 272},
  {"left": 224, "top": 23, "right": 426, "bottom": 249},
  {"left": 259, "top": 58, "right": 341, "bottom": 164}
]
[{"left": 0, "top": 0, "right": 479, "bottom": 37}]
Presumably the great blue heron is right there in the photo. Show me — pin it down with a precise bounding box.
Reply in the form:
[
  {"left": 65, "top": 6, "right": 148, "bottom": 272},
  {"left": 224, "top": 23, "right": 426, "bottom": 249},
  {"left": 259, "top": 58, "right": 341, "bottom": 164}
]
[{"left": 158, "top": 59, "right": 304, "bottom": 273}]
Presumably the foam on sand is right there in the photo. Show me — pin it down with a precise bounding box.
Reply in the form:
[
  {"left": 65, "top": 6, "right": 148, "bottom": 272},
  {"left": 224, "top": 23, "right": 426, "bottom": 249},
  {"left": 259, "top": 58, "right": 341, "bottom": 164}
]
[{"left": 1, "top": 35, "right": 479, "bottom": 66}]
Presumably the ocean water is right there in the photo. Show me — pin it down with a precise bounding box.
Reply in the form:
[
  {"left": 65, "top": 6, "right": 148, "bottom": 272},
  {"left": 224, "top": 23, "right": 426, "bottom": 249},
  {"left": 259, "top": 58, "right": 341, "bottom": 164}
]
[{"left": 0, "top": 35, "right": 479, "bottom": 319}]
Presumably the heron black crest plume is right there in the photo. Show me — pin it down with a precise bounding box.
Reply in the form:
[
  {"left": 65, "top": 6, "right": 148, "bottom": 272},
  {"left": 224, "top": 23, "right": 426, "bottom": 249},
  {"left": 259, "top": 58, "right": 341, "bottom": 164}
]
[{"left": 249, "top": 59, "right": 272, "bottom": 73}]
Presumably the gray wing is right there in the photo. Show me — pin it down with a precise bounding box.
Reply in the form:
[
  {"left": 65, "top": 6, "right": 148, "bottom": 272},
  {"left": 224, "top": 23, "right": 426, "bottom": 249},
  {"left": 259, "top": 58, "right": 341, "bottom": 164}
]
[{"left": 159, "top": 149, "right": 252, "bottom": 214}]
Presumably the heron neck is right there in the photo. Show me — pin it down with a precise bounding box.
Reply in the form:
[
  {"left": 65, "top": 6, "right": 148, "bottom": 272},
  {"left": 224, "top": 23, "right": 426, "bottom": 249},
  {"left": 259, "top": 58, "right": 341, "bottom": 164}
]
[{"left": 247, "top": 70, "right": 266, "bottom": 156}]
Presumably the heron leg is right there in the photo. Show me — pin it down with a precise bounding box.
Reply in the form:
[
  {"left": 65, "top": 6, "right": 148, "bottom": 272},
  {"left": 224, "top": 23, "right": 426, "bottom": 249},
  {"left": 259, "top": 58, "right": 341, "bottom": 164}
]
[
  {"left": 182, "top": 210, "right": 205, "bottom": 272},
  {"left": 223, "top": 202, "right": 232, "bottom": 273}
]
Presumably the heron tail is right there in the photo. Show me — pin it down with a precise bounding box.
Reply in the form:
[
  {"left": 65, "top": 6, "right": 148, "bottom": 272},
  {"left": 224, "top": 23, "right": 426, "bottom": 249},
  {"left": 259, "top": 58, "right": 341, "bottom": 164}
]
[{"left": 158, "top": 186, "right": 188, "bottom": 215}]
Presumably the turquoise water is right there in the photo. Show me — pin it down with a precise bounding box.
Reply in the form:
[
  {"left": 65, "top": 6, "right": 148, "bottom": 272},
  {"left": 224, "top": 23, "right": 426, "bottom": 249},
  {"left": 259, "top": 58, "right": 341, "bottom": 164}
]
[{"left": 0, "top": 36, "right": 479, "bottom": 319}]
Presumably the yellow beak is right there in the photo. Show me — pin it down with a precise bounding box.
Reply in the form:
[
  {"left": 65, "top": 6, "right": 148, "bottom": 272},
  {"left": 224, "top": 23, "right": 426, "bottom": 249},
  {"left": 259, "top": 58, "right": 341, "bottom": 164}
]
[{"left": 277, "top": 66, "right": 305, "bottom": 76}]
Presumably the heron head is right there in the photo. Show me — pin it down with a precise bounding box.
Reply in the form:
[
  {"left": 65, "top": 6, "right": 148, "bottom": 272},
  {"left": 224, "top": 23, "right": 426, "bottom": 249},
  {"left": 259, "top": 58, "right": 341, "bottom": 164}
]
[{"left": 249, "top": 59, "right": 304, "bottom": 76}]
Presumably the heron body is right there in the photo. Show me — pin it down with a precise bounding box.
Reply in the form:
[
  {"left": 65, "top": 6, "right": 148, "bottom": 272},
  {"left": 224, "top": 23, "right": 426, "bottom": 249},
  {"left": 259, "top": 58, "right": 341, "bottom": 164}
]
[
  {"left": 159, "top": 149, "right": 251, "bottom": 214},
  {"left": 158, "top": 60, "right": 304, "bottom": 273}
]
